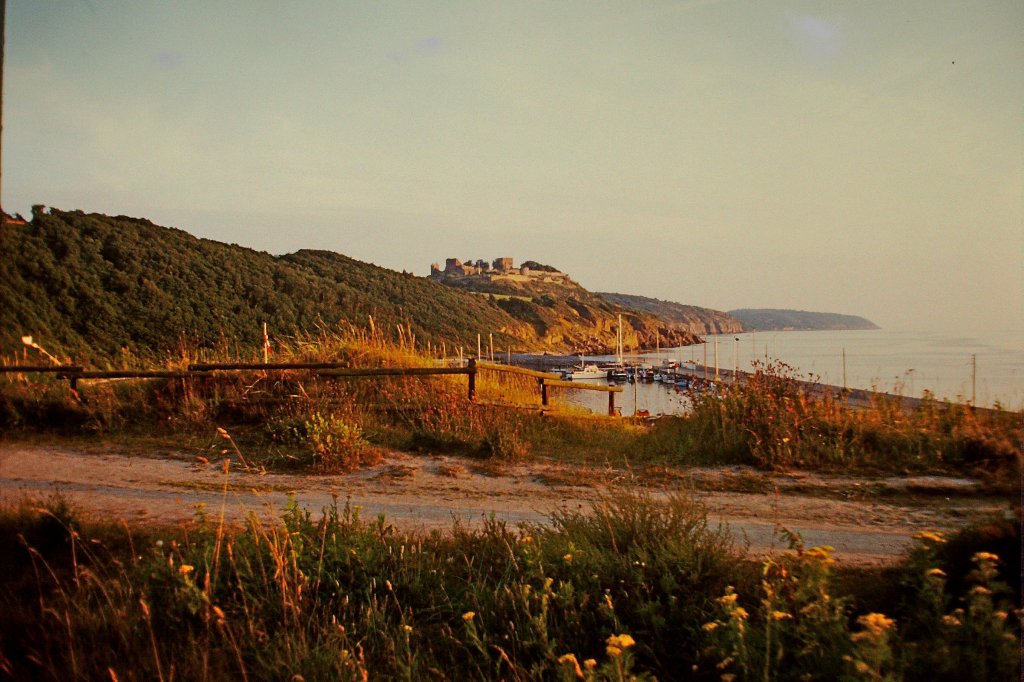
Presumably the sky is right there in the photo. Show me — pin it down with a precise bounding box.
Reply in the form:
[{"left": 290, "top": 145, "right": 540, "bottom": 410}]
[{"left": 3, "top": 1, "right": 1021, "bottom": 334}]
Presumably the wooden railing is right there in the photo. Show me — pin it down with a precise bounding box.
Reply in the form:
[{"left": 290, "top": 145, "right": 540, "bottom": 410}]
[{"left": 2, "top": 358, "right": 625, "bottom": 416}]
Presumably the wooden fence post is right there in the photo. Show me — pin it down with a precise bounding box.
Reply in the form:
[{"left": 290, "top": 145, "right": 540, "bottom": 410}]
[
  {"left": 467, "top": 358, "right": 476, "bottom": 402},
  {"left": 540, "top": 378, "right": 548, "bottom": 407},
  {"left": 608, "top": 389, "right": 615, "bottom": 416}
]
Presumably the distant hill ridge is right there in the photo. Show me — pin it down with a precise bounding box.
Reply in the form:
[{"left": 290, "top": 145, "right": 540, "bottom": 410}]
[
  {"left": 728, "top": 308, "right": 879, "bottom": 331},
  {"left": 596, "top": 293, "right": 742, "bottom": 335}
]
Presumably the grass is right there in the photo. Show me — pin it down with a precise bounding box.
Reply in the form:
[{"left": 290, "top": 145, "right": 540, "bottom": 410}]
[
  {"left": 0, "top": 493, "right": 1018, "bottom": 681},
  {"left": 1, "top": 326, "right": 1019, "bottom": 486}
]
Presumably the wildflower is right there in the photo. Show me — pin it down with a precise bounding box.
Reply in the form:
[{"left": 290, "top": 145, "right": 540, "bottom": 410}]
[
  {"left": 178, "top": 564, "right": 195, "bottom": 575},
  {"left": 973, "top": 551, "right": 999, "bottom": 563},
  {"left": 852, "top": 612, "right": 895, "bottom": 643},
  {"left": 606, "top": 633, "right": 635, "bottom": 656},
  {"left": 558, "top": 653, "right": 584, "bottom": 679},
  {"left": 857, "top": 613, "right": 894, "bottom": 634},
  {"left": 563, "top": 553, "right": 573, "bottom": 563},
  {"left": 993, "top": 611, "right": 1008, "bottom": 622},
  {"left": 403, "top": 624, "right": 413, "bottom": 632},
  {"left": 925, "top": 568, "right": 946, "bottom": 578},
  {"left": 462, "top": 611, "right": 476, "bottom": 622},
  {"left": 913, "top": 531, "right": 946, "bottom": 544},
  {"left": 941, "top": 615, "right": 961, "bottom": 627},
  {"left": 970, "top": 586, "right": 993, "bottom": 597},
  {"left": 718, "top": 592, "right": 738, "bottom": 606},
  {"left": 770, "top": 610, "right": 792, "bottom": 620},
  {"left": 733, "top": 607, "right": 749, "bottom": 620},
  {"left": 584, "top": 659, "right": 597, "bottom": 670},
  {"left": 520, "top": 535, "right": 533, "bottom": 544},
  {"left": 703, "top": 622, "right": 720, "bottom": 631}
]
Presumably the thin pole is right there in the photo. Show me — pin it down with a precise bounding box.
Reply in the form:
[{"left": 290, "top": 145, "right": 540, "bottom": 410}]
[
  {"left": 842, "top": 348, "right": 847, "bottom": 390},
  {"left": 971, "top": 354, "right": 976, "bottom": 406},
  {"left": 703, "top": 342, "right": 708, "bottom": 380},
  {"left": 733, "top": 337, "right": 738, "bottom": 382},
  {"left": 0, "top": 0, "right": 5, "bottom": 215},
  {"left": 477, "top": 333, "right": 481, "bottom": 359},
  {"left": 714, "top": 337, "right": 719, "bottom": 379},
  {"left": 488, "top": 333, "right": 493, "bottom": 362}
]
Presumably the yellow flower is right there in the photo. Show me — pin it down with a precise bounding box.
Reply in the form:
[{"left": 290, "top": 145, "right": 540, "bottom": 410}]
[
  {"left": 584, "top": 659, "right": 597, "bottom": 670},
  {"left": 703, "top": 622, "right": 720, "bottom": 631},
  {"left": 718, "top": 593, "right": 738, "bottom": 605},
  {"left": 403, "top": 625, "right": 413, "bottom": 632},
  {"left": 178, "top": 564, "right": 195, "bottom": 575},
  {"left": 563, "top": 553, "right": 573, "bottom": 563},
  {"left": 913, "top": 531, "right": 946, "bottom": 544},
  {"left": 770, "top": 610, "right": 792, "bottom": 620},
  {"left": 557, "top": 653, "right": 583, "bottom": 679},
  {"left": 970, "top": 586, "right": 993, "bottom": 597},
  {"left": 607, "top": 633, "right": 636, "bottom": 649},
  {"left": 605, "top": 633, "right": 636, "bottom": 656},
  {"left": 973, "top": 551, "right": 999, "bottom": 563},
  {"left": 856, "top": 613, "right": 895, "bottom": 635},
  {"left": 462, "top": 611, "right": 476, "bottom": 622},
  {"left": 733, "top": 607, "right": 749, "bottom": 620},
  {"left": 926, "top": 568, "right": 947, "bottom": 578}
]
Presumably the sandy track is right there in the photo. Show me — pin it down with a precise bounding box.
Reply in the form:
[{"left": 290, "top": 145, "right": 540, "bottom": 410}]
[{"left": 0, "top": 444, "right": 1012, "bottom": 566}]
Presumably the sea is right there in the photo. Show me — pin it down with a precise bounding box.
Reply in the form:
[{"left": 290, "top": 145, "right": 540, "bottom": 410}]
[{"left": 557, "top": 328, "right": 1023, "bottom": 416}]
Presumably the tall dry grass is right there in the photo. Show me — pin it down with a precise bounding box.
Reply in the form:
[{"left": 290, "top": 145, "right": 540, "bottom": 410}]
[{"left": 0, "top": 493, "right": 1018, "bottom": 681}]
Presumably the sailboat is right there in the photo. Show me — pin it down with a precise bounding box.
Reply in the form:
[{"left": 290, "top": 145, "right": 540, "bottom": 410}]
[{"left": 569, "top": 355, "right": 605, "bottom": 380}]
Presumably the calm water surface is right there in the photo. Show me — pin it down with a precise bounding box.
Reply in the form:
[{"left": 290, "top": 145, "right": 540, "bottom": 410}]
[{"left": 558, "top": 328, "right": 1022, "bottom": 414}]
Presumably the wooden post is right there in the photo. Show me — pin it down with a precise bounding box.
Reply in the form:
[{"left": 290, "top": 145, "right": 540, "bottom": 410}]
[
  {"left": 540, "top": 379, "right": 548, "bottom": 407},
  {"left": 608, "top": 389, "right": 615, "bottom": 416},
  {"left": 467, "top": 358, "right": 476, "bottom": 402}
]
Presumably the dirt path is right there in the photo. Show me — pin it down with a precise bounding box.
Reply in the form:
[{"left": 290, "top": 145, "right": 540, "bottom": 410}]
[{"left": 0, "top": 444, "right": 1013, "bottom": 567}]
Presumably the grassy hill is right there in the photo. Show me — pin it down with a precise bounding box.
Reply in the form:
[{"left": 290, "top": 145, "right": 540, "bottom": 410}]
[
  {"left": 597, "top": 292, "right": 743, "bottom": 335},
  {"left": 729, "top": 308, "right": 879, "bottom": 331},
  {"left": 0, "top": 208, "right": 534, "bottom": 362},
  {"left": 0, "top": 208, "right": 702, "bottom": 364}
]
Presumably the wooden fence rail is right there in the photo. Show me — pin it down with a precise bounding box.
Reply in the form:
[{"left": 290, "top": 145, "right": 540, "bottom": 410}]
[{"left": 2, "top": 358, "right": 625, "bottom": 416}]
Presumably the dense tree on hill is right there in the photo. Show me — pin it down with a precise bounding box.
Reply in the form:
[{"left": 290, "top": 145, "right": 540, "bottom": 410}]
[{"left": 0, "top": 209, "right": 529, "bottom": 362}]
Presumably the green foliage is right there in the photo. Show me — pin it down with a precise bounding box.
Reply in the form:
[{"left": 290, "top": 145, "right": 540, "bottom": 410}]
[
  {"left": 2, "top": 496, "right": 1018, "bottom": 681},
  {"left": 638, "top": 361, "right": 1021, "bottom": 475},
  {"left": 0, "top": 209, "right": 528, "bottom": 362}
]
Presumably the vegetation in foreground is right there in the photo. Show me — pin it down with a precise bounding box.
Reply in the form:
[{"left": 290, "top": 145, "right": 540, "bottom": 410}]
[
  {"left": 0, "top": 492, "right": 1018, "bottom": 681},
  {"left": 1, "top": 326, "right": 1019, "bottom": 484}
]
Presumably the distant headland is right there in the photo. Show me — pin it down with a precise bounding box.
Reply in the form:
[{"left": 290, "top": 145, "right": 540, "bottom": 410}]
[{"left": 728, "top": 309, "right": 879, "bottom": 332}]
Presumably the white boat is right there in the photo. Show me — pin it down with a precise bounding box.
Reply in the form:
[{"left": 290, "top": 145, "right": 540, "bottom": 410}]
[{"left": 571, "top": 364, "right": 606, "bottom": 380}]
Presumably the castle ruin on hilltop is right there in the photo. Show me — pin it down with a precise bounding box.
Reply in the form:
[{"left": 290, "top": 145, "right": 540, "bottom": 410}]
[{"left": 429, "top": 257, "right": 568, "bottom": 283}]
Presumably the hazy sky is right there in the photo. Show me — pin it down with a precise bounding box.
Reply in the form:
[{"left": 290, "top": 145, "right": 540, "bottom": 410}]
[{"left": 3, "top": 2, "right": 1021, "bottom": 333}]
